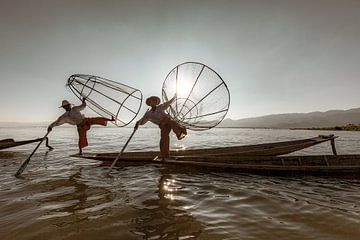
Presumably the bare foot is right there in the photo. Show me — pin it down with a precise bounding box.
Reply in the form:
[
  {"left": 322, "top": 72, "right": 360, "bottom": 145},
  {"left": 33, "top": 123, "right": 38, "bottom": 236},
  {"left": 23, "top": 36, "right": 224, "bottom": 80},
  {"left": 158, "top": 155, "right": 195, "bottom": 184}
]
[{"left": 177, "top": 133, "right": 186, "bottom": 140}]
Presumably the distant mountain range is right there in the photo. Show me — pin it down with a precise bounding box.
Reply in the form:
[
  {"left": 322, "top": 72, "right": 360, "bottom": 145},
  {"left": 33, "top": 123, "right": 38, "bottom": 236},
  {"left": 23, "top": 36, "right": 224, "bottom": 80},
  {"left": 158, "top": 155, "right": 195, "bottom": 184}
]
[
  {"left": 2, "top": 107, "right": 360, "bottom": 129},
  {"left": 218, "top": 107, "right": 360, "bottom": 129}
]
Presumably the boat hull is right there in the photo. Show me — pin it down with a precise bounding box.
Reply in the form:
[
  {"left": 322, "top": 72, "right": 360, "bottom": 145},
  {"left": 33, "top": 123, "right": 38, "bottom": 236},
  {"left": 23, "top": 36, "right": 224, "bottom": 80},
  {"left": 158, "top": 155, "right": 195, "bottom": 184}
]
[
  {"left": 80, "top": 135, "right": 336, "bottom": 159},
  {"left": 0, "top": 138, "right": 53, "bottom": 150},
  {"left": 69, "top": 135, "right": 358, "bottom": 176},
  {"left": 72, "top": 153, "right": 360, "bottom": 176},
  {"left": 0, "top": 138, "right": 41, "bottom": 150}
]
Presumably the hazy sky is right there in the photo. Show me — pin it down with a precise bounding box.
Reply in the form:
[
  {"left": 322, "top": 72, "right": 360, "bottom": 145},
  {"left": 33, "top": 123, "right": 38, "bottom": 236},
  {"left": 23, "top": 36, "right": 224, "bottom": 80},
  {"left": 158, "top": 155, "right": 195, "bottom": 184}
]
[{"left": 1, "top": 0, "right": 360, "bottom": 122}]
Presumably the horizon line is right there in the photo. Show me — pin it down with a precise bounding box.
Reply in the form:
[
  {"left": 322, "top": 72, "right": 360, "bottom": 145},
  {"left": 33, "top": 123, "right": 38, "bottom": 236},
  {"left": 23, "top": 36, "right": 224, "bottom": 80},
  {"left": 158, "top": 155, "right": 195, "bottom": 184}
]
[{"left": 1, "top": 106, "right": 359, "bottom": 124}]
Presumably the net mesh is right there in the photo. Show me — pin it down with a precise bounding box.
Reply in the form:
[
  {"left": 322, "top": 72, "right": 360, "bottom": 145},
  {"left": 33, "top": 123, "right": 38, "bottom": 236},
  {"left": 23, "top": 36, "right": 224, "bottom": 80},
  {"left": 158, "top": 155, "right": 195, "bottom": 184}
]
[
  {"left": 67, "top": 74, "right": 142, "bottom": 127},
  {"left": 162, "top": 62, "right": 230, "bottom": 131}
]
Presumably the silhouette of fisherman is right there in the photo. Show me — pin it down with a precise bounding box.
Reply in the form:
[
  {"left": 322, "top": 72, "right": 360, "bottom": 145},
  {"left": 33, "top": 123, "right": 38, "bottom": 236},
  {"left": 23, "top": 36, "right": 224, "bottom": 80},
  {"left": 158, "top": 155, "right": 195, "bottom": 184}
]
[
  {"left": 135, "top": 94, "right": 187, "bottom": 159},
  {"left": 47, "top": 98, "right": 114, "bottom": 154}
]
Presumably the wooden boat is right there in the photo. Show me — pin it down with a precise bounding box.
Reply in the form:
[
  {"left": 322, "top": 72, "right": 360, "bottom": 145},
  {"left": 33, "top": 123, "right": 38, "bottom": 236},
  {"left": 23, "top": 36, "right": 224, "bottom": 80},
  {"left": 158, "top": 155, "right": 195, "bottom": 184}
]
[
  {"left": 69, "top": 135, "right": 360, "bottom": 176},
  {"left": 0, "top": 137, "right": 52, "bottom": 150},
  {"left": 74, "top": 153, "right": 360, "bottom": 176},
  {"left": 74, "top": 135, "right": 336, "bottom": 159}
]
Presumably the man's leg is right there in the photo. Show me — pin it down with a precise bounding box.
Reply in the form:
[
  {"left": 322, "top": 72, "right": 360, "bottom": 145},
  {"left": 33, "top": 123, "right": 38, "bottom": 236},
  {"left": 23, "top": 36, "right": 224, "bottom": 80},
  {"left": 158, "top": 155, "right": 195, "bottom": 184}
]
[
  {"left": 76, "top": 117, "right": 110, "bottom": 154},
  {"left": 170, "top": 120, "right": 187, "bottom": 140},
  {"left": 88, "top": 117, "right": 109, "bottom": 126},
  {"left": 77, "top": 125, "right": 89, "bottom": 154},
  {"left": 160, "top": 124, "right": 171, "bottom": 158}
]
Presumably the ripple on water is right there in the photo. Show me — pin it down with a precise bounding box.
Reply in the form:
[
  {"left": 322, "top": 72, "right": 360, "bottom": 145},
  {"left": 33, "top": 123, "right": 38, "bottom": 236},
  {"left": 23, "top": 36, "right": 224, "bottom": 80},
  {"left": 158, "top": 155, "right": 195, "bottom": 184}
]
[{"left": 2, "top": 128, "right": 360, "bottom": 239}]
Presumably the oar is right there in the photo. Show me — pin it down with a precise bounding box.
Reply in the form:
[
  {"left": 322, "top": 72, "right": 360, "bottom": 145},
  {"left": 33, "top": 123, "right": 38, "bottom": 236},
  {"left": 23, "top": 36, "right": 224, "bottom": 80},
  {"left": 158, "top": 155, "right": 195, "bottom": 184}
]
[
  {"left": 15, "top": 132, "right": 50, "bottom": 177},
  {"left": 108, "top": 128, "right": 137, "bottom": 173}
]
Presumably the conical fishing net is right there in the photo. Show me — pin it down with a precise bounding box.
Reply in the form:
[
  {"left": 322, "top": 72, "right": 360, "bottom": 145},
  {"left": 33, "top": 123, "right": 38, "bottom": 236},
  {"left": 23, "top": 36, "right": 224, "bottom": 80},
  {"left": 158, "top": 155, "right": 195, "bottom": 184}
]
[
  {"left": 162, "top": 62, "right": 230, "bottom": 131},
  {"left": 67, "top": 74, "right": 143, "bottom": 127}
]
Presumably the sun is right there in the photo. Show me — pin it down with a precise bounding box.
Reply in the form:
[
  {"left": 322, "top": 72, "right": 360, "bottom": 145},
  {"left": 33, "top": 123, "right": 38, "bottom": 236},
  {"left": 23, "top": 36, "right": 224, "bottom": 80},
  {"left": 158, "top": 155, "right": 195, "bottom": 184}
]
[{"left": 176, "top": 80, "right": 193, "bottom": 97}]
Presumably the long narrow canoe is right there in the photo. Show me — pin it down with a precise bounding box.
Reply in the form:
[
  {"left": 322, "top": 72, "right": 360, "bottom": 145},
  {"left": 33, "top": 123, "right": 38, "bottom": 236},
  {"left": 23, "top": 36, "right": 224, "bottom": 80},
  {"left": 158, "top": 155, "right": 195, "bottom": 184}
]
[
  {"left": 73, "top": 153, "right": 360, "bottom": 176},
  {"left": 70, "top": 135, "right": 359, "bottom": 176},
  {"left": 78, "top": 135, "right": 336, "bottom": 159},
  {"left": 0, "top": 138, "right": 52, "bottom": 150}
]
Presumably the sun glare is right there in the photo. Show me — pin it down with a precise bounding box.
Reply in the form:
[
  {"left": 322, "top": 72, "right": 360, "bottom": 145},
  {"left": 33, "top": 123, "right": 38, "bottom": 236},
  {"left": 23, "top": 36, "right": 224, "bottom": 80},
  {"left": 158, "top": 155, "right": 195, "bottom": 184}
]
[{"left": 176, "top": 81, "right": 193, "bottom": 97}]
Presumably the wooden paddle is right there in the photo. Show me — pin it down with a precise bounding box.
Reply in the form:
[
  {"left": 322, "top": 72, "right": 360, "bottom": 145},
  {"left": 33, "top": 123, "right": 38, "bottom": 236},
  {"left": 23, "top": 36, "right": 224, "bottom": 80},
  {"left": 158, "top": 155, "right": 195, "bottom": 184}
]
[
  {"left": 15, "top": 132, "right": 50, "bottom": 177},
  {"left": 108, "top": 128, "right": 137, "bottom": 173}
]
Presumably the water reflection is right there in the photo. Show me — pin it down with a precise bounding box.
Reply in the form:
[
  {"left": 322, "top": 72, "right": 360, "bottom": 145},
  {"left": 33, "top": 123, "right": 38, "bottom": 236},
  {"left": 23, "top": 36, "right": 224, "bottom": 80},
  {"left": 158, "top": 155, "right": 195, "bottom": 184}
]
[
  {"left": 2, "top": 127, "right": 360, "bottom": 239},
  {"left": 0, "top": 151, "right": 17, "bottom": 159},
  {"left": 36, "top": 170, "right": 124, "bottom": 221},
  {"left": 130, "top": 171, "right": 204, "bottom": 239}
]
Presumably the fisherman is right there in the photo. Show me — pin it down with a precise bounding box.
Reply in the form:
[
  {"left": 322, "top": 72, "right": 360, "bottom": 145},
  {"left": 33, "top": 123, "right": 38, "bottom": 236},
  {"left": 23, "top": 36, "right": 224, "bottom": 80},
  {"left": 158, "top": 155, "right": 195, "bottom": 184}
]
[
  {"left": 135, "top": 94, "right": 187, "bottom": 159},
  {"left": 47, "top": 98, "right": 114, "bottom": 154}
]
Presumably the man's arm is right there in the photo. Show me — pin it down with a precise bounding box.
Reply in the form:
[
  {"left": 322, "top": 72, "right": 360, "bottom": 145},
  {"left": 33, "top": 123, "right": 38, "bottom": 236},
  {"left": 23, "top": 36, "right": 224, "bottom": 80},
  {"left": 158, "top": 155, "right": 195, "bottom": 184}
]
[
  {"left": 163, "top": 94, "right": 177, "bottom": 109},
  {"left": 73, "top": 97, "right": 87, "bottom": 111},
  {"left": 47, "top": 115, "right": 65, "bottom": 132},
  {"left": 134, "top": 112, "right": 149, "bottom": 130}
]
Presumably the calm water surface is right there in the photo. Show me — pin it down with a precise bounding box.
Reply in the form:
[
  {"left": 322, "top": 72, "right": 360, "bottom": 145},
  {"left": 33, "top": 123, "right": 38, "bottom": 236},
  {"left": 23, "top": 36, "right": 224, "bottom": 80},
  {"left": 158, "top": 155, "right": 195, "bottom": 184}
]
[{"left": 1, "top": 126, "right": 360, "bottom": 239}]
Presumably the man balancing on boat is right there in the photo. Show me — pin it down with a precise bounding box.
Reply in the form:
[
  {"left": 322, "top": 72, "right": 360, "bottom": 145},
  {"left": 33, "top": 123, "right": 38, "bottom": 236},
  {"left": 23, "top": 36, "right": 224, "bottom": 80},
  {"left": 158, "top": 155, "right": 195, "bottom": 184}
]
[
  {"left": 135, "top": 95, "right": 187, "bottom": 159},
  {"left": 47, "top": 98, "right": 114, "bottom": 154}
]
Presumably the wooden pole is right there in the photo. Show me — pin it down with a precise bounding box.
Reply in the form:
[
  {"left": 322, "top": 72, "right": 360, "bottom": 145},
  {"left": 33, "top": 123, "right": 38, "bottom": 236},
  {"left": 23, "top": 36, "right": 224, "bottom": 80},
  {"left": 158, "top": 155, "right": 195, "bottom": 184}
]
[
  {"left": 15, "top": 132, "right": 50, "bottom": 177},
  {"left": 330, "top": 138, "right": 337, "bottom": 156},
  {"left": 108, "top": 129, "right": 137, "bottom": 173}
]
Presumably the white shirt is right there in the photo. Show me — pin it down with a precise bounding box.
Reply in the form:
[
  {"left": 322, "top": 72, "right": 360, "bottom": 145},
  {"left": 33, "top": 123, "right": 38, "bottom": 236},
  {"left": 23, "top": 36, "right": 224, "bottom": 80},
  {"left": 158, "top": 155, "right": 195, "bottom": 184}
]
[
  {"left": 138, "top": 104, "right": 169, "bottom": 125},
  {"left": 49, "top": 103, "right": 86, "bottom": 128}
]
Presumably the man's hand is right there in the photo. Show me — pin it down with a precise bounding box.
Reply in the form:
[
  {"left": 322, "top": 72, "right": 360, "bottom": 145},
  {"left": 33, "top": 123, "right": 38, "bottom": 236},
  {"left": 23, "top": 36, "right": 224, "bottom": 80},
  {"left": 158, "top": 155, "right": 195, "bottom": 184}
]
[
  {"left": 170, "top": 93, "right": 177, "bottom": 103},
  {"left": 82, "top": 97, "right": 87, "bottom": 103},
  {"left": 164, "top": 94, "right": 177, "bottom": 108},
  {"left": 47, "top": 126, "right": 52, "bottom": 133}
]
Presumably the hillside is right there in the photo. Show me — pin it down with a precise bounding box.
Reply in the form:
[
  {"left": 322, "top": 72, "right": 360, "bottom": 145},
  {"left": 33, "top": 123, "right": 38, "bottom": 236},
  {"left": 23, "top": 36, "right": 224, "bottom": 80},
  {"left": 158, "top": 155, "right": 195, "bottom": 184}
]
[{"left": 219, "top": 108, "right": 360, "bottom": 129}]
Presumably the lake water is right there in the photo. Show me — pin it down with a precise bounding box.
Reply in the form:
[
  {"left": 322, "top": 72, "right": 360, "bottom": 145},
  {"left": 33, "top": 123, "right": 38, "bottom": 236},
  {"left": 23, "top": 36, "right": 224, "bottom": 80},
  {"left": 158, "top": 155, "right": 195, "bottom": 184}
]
[{"left": 1, "top": 126, "right": 360, "bottom": 240}]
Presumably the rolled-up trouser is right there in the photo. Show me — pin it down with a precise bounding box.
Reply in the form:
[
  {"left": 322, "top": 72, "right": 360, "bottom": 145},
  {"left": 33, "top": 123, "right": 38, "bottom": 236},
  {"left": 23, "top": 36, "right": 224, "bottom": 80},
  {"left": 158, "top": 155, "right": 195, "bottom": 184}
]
[
  {"left": 77, "top": 117, "right": 108, "bottom": 150},
  {"left": 158, "top": 117, "right": 187, "bottom": 157}
]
